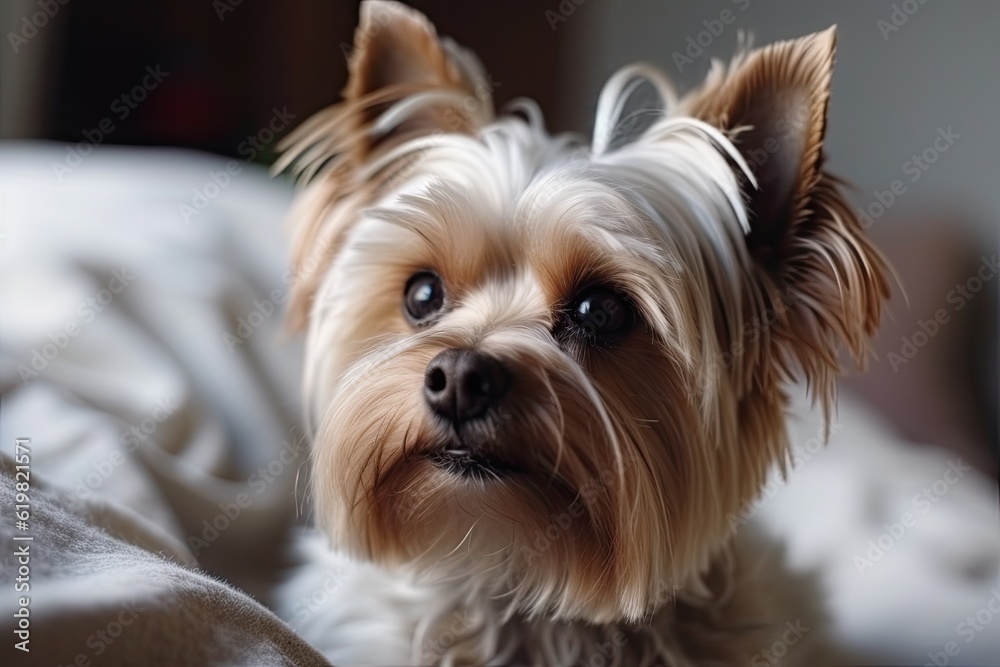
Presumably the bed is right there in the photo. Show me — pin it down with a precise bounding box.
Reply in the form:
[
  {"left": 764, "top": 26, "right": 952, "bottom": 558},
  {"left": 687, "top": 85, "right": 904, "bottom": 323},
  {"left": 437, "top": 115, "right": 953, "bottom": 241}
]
[{"left": 1, "top": 144, "right": 996, "bottom": 665}]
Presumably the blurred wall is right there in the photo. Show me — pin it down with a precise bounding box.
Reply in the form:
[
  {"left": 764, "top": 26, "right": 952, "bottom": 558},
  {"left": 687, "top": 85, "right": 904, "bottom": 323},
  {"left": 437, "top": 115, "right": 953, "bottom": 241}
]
[
  {"left": 1, "top": 0, "right": 64, "bottom": 138},
  {"left": 0, "top": 1, "right": 570, "bottom": 159},
  {"left": 566, "top": 0, "right": 1000, "bottom": 244}
]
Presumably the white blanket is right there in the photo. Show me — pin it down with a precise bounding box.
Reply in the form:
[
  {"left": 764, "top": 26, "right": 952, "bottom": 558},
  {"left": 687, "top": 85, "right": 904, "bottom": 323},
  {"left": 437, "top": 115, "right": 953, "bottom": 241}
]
[
  {"left": 0, "top": 144, "right": 996, "bottom": 666},
  {"left": 766, "top": 392, "right": 1000, "bottom": 665}
]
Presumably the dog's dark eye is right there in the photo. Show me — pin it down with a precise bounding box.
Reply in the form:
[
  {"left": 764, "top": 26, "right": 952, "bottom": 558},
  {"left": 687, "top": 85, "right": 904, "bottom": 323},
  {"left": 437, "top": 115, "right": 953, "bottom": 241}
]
[
  {"left": 405, "top": 272, "right": 445, "bottom": 324},
  {"left": 567, "top": 285, "right": 634, "bottom": 341}
]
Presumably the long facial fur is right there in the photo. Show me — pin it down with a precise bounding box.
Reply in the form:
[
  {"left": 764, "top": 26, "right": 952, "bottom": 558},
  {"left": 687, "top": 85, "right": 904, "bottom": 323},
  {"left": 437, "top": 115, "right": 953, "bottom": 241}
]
[{"left": 281, "top": 0, "right": 888, "bottom": 628}]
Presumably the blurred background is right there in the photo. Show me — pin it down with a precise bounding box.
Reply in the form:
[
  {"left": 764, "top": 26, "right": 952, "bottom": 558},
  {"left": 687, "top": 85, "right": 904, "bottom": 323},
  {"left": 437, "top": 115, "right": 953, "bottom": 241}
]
[
  {"left": 2, "top": 0, "right": 996, "bottom": 472},
  {"left": 0, "top": 1, "right": 997, "bottom": 664}
]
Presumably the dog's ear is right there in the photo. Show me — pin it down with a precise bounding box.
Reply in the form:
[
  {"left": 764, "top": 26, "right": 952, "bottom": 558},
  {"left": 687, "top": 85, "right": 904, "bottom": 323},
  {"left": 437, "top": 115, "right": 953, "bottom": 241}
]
[
  {"left": 342, "top": 0, "right": 493, "bottom": 140},
  {"left": 296, "top": 0, "right": 493, "bottom": 165},
  {"left": 278, "top": 0, "right": 492, "bottom": 331},
  {"left": 683, "top": 27, "right": 889, "bottom": 408}
]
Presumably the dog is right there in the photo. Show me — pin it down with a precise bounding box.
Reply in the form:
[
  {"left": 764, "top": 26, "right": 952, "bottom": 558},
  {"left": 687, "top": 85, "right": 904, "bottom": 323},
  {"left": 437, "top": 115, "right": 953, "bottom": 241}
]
[{"left": 275, "top": 2, "right": 888, "bottom": 664}]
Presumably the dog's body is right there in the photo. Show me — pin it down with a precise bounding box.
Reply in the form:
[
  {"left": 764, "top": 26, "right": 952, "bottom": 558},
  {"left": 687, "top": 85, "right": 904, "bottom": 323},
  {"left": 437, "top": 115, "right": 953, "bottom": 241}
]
[
  {"left": 283, "top": 525, "right": 831, "bottom": 665},
  {"left": 278, "top": 2, "right": 887, "bottom": 664}
]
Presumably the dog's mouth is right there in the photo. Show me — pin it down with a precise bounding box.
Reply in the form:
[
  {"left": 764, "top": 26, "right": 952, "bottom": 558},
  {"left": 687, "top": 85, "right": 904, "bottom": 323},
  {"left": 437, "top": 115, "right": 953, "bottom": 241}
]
[{"left": 427, "top": 447, "right": 522, "bottom": 481}]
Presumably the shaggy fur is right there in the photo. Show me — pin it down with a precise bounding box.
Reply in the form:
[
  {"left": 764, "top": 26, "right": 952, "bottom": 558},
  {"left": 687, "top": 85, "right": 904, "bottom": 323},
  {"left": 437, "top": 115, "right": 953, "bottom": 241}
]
[{"left": 277, "top": 2, "right": 888, "bottom": 664}]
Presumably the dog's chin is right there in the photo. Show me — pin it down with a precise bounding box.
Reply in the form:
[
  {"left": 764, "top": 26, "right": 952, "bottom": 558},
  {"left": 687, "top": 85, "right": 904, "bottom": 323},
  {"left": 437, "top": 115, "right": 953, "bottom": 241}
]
[
  {"left": 427, "top": 447, "right": 522, "bottom": 481},
  {"left": 368, "top": 435, "right": 545, "bottom": 574},
  {"left": 424, "top": 427, "right": 524, "bottom": 482},
  {"left": 346, "top": 435, "right": 633, "bottom": 621}
]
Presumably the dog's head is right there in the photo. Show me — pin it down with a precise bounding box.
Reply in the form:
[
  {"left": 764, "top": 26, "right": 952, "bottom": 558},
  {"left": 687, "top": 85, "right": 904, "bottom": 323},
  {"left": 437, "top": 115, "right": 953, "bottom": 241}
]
[{"left": 281, "top": 0, "right": 887, "bottom": 623}]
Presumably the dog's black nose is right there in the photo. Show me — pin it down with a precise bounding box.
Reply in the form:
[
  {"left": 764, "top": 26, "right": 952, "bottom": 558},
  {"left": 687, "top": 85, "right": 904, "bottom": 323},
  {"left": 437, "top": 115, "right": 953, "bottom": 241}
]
[{"left": 424, "top": 349, "right": 509, "bottom": 423}]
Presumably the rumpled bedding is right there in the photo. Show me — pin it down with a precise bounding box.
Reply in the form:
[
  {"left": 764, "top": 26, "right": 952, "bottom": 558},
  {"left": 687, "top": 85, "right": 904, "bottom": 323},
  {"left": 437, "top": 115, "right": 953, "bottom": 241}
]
[
  {"left": 0, "top": 145, "right": 328, "bottom": 666},
  {"left": 0, "top": 144, "right": 997, "bottom": 666}
]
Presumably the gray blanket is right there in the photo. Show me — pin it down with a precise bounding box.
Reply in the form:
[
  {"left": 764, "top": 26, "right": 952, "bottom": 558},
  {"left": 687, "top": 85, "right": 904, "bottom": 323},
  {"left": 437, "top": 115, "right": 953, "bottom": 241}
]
[
  {"left": 0, "top": 145, "right": 329, "bottom": 665},
  {"left": 0, "top": 456, "right": 328, "bottom": 666}
]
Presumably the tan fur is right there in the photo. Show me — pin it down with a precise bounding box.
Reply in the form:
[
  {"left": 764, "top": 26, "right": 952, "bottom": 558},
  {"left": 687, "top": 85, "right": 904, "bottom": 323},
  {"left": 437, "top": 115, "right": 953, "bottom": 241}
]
[
  {"left": 276, "top": 0, "right": 491, "bottom": 331},
  {"left": 280, "top": 2, "right": 888, "bottom": 664}
]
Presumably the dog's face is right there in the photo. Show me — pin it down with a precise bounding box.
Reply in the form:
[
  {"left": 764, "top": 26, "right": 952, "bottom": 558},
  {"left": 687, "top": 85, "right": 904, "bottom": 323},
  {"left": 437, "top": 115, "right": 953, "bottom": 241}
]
[{"left": 281, "top": 1, "right": 887, "bottom": 623}]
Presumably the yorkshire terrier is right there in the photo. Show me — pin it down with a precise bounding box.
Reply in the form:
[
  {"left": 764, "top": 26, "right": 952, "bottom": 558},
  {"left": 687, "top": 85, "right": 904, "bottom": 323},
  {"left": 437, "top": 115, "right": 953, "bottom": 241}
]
[{"left": 276, "top": 2, "right": 888, "bottom": 664}]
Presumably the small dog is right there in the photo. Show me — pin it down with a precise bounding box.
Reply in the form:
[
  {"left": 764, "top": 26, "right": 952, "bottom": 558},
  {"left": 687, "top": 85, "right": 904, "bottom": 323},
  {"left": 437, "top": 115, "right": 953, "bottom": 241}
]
[{"left": 277, "top": 2, "right": 888, "bottom": 664}]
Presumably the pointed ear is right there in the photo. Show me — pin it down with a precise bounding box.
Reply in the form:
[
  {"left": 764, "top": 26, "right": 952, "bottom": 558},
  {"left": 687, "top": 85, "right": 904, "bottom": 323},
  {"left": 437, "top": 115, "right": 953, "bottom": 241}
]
[
  {"left": 342, "top": 0, "right": 493, "bottom": 149},
  {"left": 682, "top": 27, "right": 837, "bottom": 263},
  {"left": 346, "top": 1, "right": 486, "bottom": 103},
  {"left": 683, "top": 28, "right": 889, "bottom": 405},
  {"left": 279, "top": 1, "right": 493, "bottom": 181},
  {"left": 278, "top": 0, "right": 493, "bottom": 331}
]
